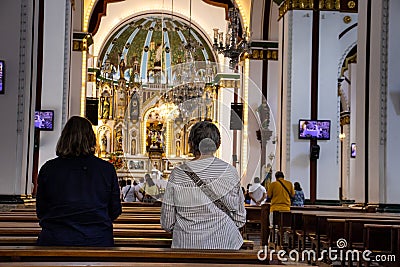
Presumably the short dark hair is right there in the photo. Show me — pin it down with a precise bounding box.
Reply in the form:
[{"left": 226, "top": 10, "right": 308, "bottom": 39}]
[
  {"left": 254, "top": 177, "right": 260, "bottom": 183},
  {"left": 56, "top": 116, "right": 96, "bottom": 157},
  {"left": 275, "top": 171, "right": 285, "bottom": 179},
  {"left": 188, "top": 121, "right": 221, "bottom": 156}
]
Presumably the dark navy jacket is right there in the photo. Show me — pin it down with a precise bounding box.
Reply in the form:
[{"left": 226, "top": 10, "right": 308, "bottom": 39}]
[{"left": 36, "top": 154, "right": 122, "bottom": 246}]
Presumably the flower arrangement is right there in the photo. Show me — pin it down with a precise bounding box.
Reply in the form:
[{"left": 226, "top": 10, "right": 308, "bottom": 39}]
[{"left": 107, "top": 152, "right": 125, "bottom": 170}]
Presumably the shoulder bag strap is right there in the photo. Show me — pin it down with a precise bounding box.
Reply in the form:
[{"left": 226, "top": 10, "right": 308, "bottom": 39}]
[
  {"left": 123, "top": 185, "right": 131, "bottom": 201},
  {"left": 277, "top": 180, "right": 293, "bottom": 199},
  {"left": 181, "top": 164, "right": 234, "bottom": 220}
]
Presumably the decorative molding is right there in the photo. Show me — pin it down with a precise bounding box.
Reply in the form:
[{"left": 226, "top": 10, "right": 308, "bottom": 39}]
[
  {"left": 340, "top": 112, "right": 350, "bottom": 125},
  {"left": 286, "top": 11, "right": 293, "bottom": 170},
  {"left": 202, "top": 0, "right": 231, "bottom": 20},
  {"left": 17, "top": 0, "right": 30, "bottom": 133},
  {"left": 279, "top": 0, "right": 358, "bottom": 20},
  {"left": 343, "top": 15, "right": 352, "bottom": 24},
  {"left": 380, "top": 0, "right": 388, "bottom": 146},
  {"left": 88, "top": 0, "right": 126, "bottom": 35},
  {"left": 340, "top": 53, "right": 357, "bottom": 77},
  {"left": 337, "top": 41, "right": 357, "bottom": 78},
  {"left": 247, "top": 49, "right": 279, "bottom": 61},
  {"left": 63, "top": 0, "right": 72, "bottom": 126}
]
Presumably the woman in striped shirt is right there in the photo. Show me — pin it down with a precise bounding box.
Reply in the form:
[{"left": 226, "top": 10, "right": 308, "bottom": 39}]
[{"left": 161, "top": 121, "right": 246, "bottom": 249}]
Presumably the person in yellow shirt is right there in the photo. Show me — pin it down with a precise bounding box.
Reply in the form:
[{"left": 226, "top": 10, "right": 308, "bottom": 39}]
[{"left": 267, "top": 171, "right": 295, "bottom": 227}]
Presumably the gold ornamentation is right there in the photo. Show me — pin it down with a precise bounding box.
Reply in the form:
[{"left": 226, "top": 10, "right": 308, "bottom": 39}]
[
  {"left": 107, "top": 152, "right": 125, "bottom": 170},
  {"left": 279, "top": 0, "right": 354, "bottom": 19},
  {"left": 348, "top": 1, "right": 356, "bottom": 9},
  {"left": 343, "top": 16, "right": 352, "bottom": 24},
  {"left": 340, "top": 115, "right": 351, "bottom": 126}
]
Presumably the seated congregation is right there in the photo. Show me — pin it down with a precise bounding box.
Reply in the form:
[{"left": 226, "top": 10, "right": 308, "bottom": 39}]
[{"left": 0, "top": 118, "right": 398, "bottom": 266}]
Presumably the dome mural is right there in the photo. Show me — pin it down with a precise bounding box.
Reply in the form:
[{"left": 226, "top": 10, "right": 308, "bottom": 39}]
[
  {"left": 98, "top": 15, "right": 216, "bottom": 85},
  {"left": 91, "top": 14, "right": 219, "bottom": 180}
]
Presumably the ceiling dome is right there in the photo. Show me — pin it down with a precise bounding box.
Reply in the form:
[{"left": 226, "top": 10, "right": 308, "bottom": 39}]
[{"left": 98, "top": 15, "right": 216, "bottom": 85}]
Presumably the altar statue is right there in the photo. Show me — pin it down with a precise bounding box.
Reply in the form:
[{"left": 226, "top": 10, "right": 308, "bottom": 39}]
[
  {"left": 116, "top": 129, "right": 123, "bottom": 151},
  {"left": 101, "top": 98, "right": 110, "bottom": 119},
  {"left": 101, "top": 133, "right": 108, "bottom": 153}
]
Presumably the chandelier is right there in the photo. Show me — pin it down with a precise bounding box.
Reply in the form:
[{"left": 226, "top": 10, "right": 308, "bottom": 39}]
[
  {"left": 213, "top": 7, "right": 249, "bottom": 69},
  {"left": 157, "top": 0, "right": 216, "bottom": 121}
]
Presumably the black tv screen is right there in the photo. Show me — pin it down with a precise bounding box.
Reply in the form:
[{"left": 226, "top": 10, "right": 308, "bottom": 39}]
[
  {"left": 35, "top": 110, "right": 54, "bottom": 131},
  {"left": 299, "top": 119, "right": 331, "bottom": 140},
  {"left": 0, "top": 60, "right": 4, "bottom": 94}
]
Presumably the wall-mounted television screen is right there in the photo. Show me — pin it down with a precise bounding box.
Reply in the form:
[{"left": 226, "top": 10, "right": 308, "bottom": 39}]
[
  {"left": 35, "top": 110, "right": 54, "bottom": 131},
  {"left": 351, "top": 143, "right": 356, "bottom": 158},
  {"left": 0, "top": 60, "right": 4, "bottom": 94},
  {"left": 299, "top": 119, "right": 331, "bottom": 140}
]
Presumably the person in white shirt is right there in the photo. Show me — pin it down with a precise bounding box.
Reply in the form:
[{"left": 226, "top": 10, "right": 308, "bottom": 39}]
[
  {"left": 121, "top": 179, "right": 135, "bottom": 202},
  {"left": 248, "top": 177, "right": 267, "bottom": 206},
  {"left": 134, "top": 177, "right": 145, "bottom": 202},
  {"left": 161, "top": 121, "right": 246, "bottom": 249}
]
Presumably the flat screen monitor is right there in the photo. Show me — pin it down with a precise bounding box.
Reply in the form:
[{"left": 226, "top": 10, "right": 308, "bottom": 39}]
[
  {"left": 35, "top": 110, "right": 54, "bottom": 131},
  {"left": 351, "top": 143, "right": 356, "bottom": 158},
  {"left": 0, "top": 60, "right": 4, "bottom": 94},
  {"left": 299, "top": 119, "right": 331, "bottom": 140}
]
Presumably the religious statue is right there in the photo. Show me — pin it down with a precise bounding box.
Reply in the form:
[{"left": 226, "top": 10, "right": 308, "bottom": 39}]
[
  {"left": 117, "top": 88, "right": 126, "bottom": 118},
  {"left": 101, "top": 133, "right": 108, "bottom": 154},
  {"left": 101, "top": 97, "right": 110, "bottom": 119},
  {"left": 176, "top": 141, "right": 181, "bottom": 157},
  {"left": 119, "top": 59, "right": 126, "bottom": 80},
  {"left": 130, "top": 92, "right": 139, "bottom": 120},
  {"left": 116, "top": 129, "right": 123, "bottom": 152}
]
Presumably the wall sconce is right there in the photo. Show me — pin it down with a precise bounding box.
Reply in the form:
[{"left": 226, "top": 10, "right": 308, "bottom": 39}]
[{"left": 339, "top": 133, "right": 346, "bottom": 141}]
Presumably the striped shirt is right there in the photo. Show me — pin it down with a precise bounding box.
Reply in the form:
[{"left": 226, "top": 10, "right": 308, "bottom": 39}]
[{"left": 160, "top": 157, "right": 246, "bottom": 250}]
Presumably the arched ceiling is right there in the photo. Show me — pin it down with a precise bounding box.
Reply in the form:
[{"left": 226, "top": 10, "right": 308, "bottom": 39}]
[
  {"left": 98, "top": 15, "right": 216, "bottom": 75},
  {"left": 86, "top": 0, "right": 251, "bottom": 34},
  {"left": 85, "top": 0, "right": 251, "bottom": 60}
]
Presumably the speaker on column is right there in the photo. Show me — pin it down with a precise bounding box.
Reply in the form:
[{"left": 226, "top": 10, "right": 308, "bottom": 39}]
[
  {"left": 310, "top": 144, "right": 320, "bottom": 160},
  {"left": 230, "top": 103, "right": 243, "bottom": 130},
  {"left": 86, "top": 97, "right": 98, "bottom": 126}
]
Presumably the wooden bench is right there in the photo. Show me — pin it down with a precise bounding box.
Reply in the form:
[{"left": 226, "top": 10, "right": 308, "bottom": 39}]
[
  {"left": 242, "top": 204, "right": 268, "bottom": 242},
  {"left": 0, "top": 214, "right": 162, "bottom": 224},
  {"left": 10, "top": 206, "right": 162, "bottom": 214},
  {"left": 363, "top": 224, "right": 399, "bottom": 267},
  {"left": 0, "top": 207, "right": 254, "bottom": 250},
  {"left": 0, "top": 246, "right": 262, "bottom": 264},
  {"left": 0, "top": 236, "right": 254, "bottom": 250},
  {"left": 0, "top": 263, "right": 308, "bottom": 267},
  {"left": 284, "top": 210, "right": 400, "bottom": 252}
]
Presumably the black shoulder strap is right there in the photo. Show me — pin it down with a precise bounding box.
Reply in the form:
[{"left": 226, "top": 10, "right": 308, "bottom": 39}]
[
  {"left": 123, "top": 185, "right": 131, "bottom": 200},
  {"left": 181, "top": 163, "right": 234, "bottom": 220},
  {"left": 277, "top": 179, "right": 293, "bottom": 199}
]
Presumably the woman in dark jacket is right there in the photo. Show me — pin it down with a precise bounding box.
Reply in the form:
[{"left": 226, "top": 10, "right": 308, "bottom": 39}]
[{"left": 36, "top": 116, "right": 122, "bottom": 246}]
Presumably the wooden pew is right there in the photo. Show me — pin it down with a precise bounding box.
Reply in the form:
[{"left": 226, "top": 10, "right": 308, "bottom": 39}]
[
  {"left": 0, "top": 214, "right": 162, "bottom": 224},
  {"left": 0, "top": 236, "right": 254, "bottom": 250},
  {"left": 10, "top": 206, "right": 163, "bottom": 214},
  {"left": 0, "top": 228, "right": 171, "bottom": 238},
  {"left": 363, "top": 224, "right": 398, "bottom": 267},
  {"left": 0, "top": 207, "right": 255, "bottom": 250},
  {"left": 0, "top": 246, "right": 262, "bottom": 264},
  {"left": 287, "top": 210, "right": 400, "bottom": 252},
  {"left": 0, "top": 263, "right": 309, "bottom": 267}
]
